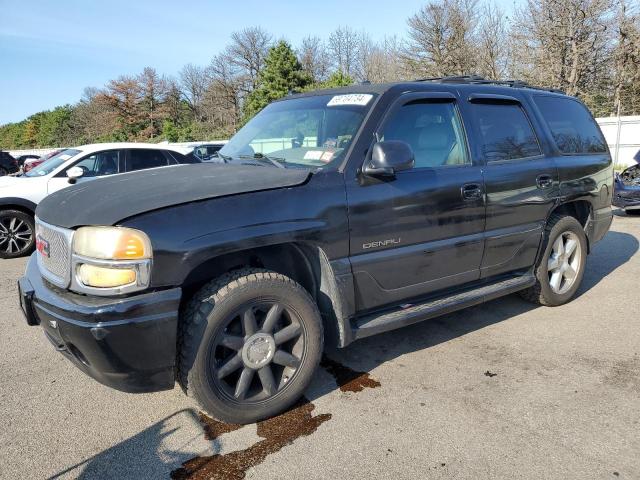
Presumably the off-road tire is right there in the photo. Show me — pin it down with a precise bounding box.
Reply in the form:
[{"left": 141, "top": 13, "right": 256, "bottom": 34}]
[
  {"left": 519, "top": 214, "right": 588, "bottom": 306},
  {"left": 177, "top": 268, "right": 323, "bottom": 424}
]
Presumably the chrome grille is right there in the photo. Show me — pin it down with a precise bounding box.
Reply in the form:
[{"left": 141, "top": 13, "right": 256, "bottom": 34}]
[{"left": 35, "top": 218, "right": 73, "bottom": 287}]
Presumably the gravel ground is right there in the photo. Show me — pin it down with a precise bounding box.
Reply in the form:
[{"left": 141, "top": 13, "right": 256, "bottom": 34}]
[{"left": 0, "top": 212, "right": 639, "bottom": 480}]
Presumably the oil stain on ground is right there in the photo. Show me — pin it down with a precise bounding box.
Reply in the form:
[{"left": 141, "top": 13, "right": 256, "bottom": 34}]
[
  {"left": 197, "top": 412, "right": 242, "bottom": 441},
  {"left": 321, "top": 354, "right": 382, "bottom": 392},
  {"left": 170, "top": 398, "right": 331, "bottom": 480}
]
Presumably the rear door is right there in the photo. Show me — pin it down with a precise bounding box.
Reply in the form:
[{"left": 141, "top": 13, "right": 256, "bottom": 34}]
[
  {"left": 124, "top": 149, "right": 173, "bottom": 172},
  {"left": 346, "top": 92, "right": 486, "bottom": 312},
  {"left": 47, "top": 149, "right": 123, "bottom": 194},
  {"left": 460, "top": 93, "right": 558, "bottom": 278}
]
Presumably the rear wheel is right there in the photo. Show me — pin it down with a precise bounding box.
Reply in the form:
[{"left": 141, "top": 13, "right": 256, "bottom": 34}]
[
  {"left": 177, "top": 268, "right": 323, "bottom": 424},
  {"left": 520, "top": 214, "right": 588, "bottom": 306},
  {"left": 0, "top": 210, "right": 35, "bottom": 259}
]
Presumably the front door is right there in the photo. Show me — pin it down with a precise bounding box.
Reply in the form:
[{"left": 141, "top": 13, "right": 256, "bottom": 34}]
[
  {"left": 346, "top": 92, "right": 486, "bottom": 312},
  {"left": 47, "top": 149, "right": 122, "bottom": 194}
]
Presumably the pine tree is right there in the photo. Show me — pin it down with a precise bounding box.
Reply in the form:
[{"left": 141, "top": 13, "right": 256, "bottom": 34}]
[{"left": 242, "top": 41, "right": 311, "bottom": 122}]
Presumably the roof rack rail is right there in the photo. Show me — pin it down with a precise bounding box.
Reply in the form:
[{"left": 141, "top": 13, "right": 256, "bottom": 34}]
[{"left": 413, "top": 74, "right": 564, "bottom": 94}]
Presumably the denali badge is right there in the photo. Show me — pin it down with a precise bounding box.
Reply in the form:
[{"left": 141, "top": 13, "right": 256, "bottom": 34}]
[
  {"left": 363, "top": 238, "right": 401, "bottom": 250},
  {"left": 36, "top": 236, "right": 50, "bottom": 258}
]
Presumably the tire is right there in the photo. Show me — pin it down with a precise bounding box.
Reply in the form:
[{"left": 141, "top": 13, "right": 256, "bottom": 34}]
[
  {"left": 519, "top": 214, "right": 588, "bottom": 306},
  {"left": 177, "top": 268, "right": 323, "bottom": 424},
  {"left": 0, "top": 210, "right": 35, "bottom": 259},
  {"left": 624, "top": 208, "right": 640, "bottom": 216},
  {"left": 0, "top": 167, "right": 7, "bottom": 177}
]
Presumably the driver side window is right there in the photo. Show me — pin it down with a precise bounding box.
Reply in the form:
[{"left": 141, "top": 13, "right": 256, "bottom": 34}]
[
  {"left": 381, "top": 101, "right": 470, "bottom": 168},
  {"left": 72, "top": 150, "right": 121, "bottom": 177}
]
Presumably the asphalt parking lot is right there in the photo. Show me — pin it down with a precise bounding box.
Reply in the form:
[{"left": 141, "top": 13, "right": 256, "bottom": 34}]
[{"left": 1, "top": 212, "right": 639, "bottom": 480}]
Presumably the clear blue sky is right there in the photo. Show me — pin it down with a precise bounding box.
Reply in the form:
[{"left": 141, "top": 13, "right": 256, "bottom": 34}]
[{"left": 0, "top": 0, "right": 518, "bottom": 125}]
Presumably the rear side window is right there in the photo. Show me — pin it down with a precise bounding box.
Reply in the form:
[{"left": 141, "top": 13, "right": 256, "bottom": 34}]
[
  {"left": 534, "top": 96, "right": 607, "bottom": 154},
  {"left": 127, "top": 149, "right": 170, "bottom": 171},
  {"left": 472, "top": 103, "right": 541, "bottom": 162}
]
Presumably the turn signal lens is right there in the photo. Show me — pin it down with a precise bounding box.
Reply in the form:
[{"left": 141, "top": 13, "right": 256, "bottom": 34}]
[
  {"left": 78, "top": 264, "right": 136, "bottom": 288},
  {"left": 73, "top": 227, "right": 152, "bottom": 260}
]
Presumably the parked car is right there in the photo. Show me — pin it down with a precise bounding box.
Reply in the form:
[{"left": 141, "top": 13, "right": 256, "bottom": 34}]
[
  {"left": 0, "top": 151, "right": 19, "bottom": 176},
  {"left": 191, "top": 142, "right": 227, "bottom": 162},
  {"left": 613, "top": 150, "right": 640, "bottom": 214},
  {"left": 19, "top": 77, "right": 613, "bottom": 424},
  {"left": 23, "top": 149, "right": 65, "bottom": 173},
  {"left": 0, "top": 143, "right": 198, "bottom": 258},
  {"left": 15, "top": 154, "right": 42, "bottom": 167}
]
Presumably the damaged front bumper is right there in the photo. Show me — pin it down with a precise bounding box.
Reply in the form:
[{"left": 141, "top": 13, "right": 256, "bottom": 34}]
[{"left": 18, "top": 253, "right": 182, "bottom": 393}]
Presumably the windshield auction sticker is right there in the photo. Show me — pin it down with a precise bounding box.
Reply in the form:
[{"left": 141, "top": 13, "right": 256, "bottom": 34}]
[{"left": 327, "top": 94, "right": 373, "bottom": 107}]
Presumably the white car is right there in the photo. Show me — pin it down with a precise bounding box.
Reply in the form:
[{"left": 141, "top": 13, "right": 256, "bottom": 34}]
[{"left": 0, "top": 143, "right": 197, "bottom": 259}]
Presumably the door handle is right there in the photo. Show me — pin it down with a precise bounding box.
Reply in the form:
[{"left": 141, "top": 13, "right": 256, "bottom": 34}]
[
  {"left": 461, "top": 183, "right": 483, "bottom": 201},
  {"left": 536, "top": 174, "right": 553, "bottom": 189}
]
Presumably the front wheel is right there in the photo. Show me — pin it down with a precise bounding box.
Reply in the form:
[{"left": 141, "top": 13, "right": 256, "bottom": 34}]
[
  {"left": 520, "top": 214, "right": 588, "bottom": 306},
  {"left": 0, "top": 210, "right": 35, "bottom": 259},
  {"left": 177, "top": 268, "right": 323, "bottom": 424}
]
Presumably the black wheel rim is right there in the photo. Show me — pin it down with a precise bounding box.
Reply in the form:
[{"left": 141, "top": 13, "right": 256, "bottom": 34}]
[
  {"left": 208, "top": 300, "right": 305, "bottom": 405},
  {"left": 0, "top": 216, "right": 32, "bottom": 255}
]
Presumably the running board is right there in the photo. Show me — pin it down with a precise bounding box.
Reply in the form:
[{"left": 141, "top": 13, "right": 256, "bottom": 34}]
[{"left": 352, "top": 274, "right": 535, "bottom": 340}]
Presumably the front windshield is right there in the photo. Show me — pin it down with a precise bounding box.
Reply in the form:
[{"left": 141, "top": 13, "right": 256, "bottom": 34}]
[
  {"left": 25, "top": 149, "right": 82, "bottom": 177},
  {"left": 219, "top": 93, "right": 376, "bottom": 169}
]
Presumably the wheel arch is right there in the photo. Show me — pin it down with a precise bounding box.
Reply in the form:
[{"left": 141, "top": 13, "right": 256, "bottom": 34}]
[
  {"left": 0, "top": 198, "right": 37, "bottom": 217},
  {"left": 547, "top": 199, "right": 593, "bottom": 251},
  {"left": 180, "top": 242, "right": 353, "bottom": 348}
]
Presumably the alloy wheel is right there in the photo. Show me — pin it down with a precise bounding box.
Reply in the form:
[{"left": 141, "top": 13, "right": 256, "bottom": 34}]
[
  {"left": 208, "top": 301, "right": 305, "bottom": 404},
  {"left": 0, "top": 216, "right": 33, "bottom": 255},
  {"left": 547, "top": 231, "right": 582, "bottom": 295}
]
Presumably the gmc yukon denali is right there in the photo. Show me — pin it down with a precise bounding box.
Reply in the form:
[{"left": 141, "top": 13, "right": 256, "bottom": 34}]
[{"left": 18, "top": 76, "right": 613, "bottom": 424}]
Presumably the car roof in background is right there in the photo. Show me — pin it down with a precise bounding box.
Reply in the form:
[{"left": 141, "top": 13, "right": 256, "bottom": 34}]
[{"left": 74, "top": 142, "right": 192, "bottom": 155}]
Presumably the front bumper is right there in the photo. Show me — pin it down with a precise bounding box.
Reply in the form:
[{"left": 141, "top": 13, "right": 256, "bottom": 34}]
[
  {"left": 18, "top": 253, "right": 181, "bottom": 393},
  {"left": 613, "top": 182, "right": 640, "bottom": 209}
]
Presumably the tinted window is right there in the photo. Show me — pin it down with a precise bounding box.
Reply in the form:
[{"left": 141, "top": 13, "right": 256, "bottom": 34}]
[
  {"left": 128, "top": 149, "right": 169, "bottom": 171},
  {"left": 381, "top": 101, "right": 469, "bottom": 168},
  {"left": 472, "top": 103, "right": 541, "bottom": 161},
  {"left": 72, "top": 150, "right": 121, "bottom": 177},
  {"left": 534, "top": 96, "right": 607, "bottom": 154}
]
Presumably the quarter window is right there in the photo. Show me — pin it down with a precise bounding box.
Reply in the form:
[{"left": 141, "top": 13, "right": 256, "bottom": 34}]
[
  {"left": 534, "top": 96, "right": 607, "bottom": 154},
  {"left": 381, "top": 101, "right": 470, "bottom": 168},
  {"left": 472, "top": 103, "right": 541, "bottom": 162}
]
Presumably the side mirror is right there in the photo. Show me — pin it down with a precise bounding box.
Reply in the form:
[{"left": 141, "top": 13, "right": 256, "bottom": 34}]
[
  {"left": 363, "top": 141, "right": 415, "bottom": 178},
  {"left": 66, "top": 166, "right": 84, "bottom": 184}
]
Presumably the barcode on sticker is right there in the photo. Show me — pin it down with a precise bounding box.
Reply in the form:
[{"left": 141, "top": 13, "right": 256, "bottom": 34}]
[{"left": 327, "top": 94, "right": 373, "bottom": 107}]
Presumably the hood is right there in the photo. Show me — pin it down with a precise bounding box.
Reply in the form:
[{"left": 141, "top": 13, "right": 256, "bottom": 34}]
[{"left": 36, "top": 163, "right": 311, "bottom": 228}]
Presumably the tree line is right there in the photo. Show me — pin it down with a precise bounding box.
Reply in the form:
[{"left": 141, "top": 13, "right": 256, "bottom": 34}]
[{"left": 1, "top": 0, "right": 639, "bottom": 150}]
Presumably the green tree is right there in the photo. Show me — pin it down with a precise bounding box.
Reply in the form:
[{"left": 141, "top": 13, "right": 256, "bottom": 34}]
[
  {"left": 306, "top": 71, "right": 354, "bottom": 91},
  {"left": 242, "top": 41, "right": 311, "bottom": 122}
]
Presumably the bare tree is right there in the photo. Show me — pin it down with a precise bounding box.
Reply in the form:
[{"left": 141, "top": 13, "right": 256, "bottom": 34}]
[
  {"left": 179, "top": 63, "right": 207, "bottom": 121},
  {"left": 224, "top": 26, "right": 272, "bottom": 93},
  {"left": 405, "top": 0, "right": 480, "bottom": 78},
  {"left": 477, "top": 2, "right": 509, "bottom": 79},
  {"left": 613, "top": 1, "right": 640, "bottom": 115},
  {"left": 298, "top": 36, "right": 331, "bottom": 82},
  {"left": 510, "top": 0, "right": 614, "bottom": 96},
  {"left": 328, "top": 26, "right": 360, "bottom": 77}
]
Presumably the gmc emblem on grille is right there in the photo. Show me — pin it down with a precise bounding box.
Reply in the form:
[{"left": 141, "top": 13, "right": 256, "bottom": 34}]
[{"left": 36, "top": 236, "right": 50, "bottom": 258}]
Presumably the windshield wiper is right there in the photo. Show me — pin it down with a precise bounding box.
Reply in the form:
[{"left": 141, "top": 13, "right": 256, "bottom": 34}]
[{"left": 238, "top": 153, "right": 286, "bottom": 169}]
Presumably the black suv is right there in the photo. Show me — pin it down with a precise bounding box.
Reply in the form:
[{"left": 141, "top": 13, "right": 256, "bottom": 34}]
[
  {"left": 18, "top": 77, "right": 613, "bottom": 424},
  {"left": 0, "top": 151, "right": 19, "bottom": 176}
]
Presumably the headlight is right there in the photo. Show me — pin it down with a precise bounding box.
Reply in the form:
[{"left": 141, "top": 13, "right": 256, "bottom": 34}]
[
  {"left": 73, "top": 226, "right": 151, "bottom": 260},
  {"left": 71, "top": 226, "right": 152, "bottom": 295}
]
